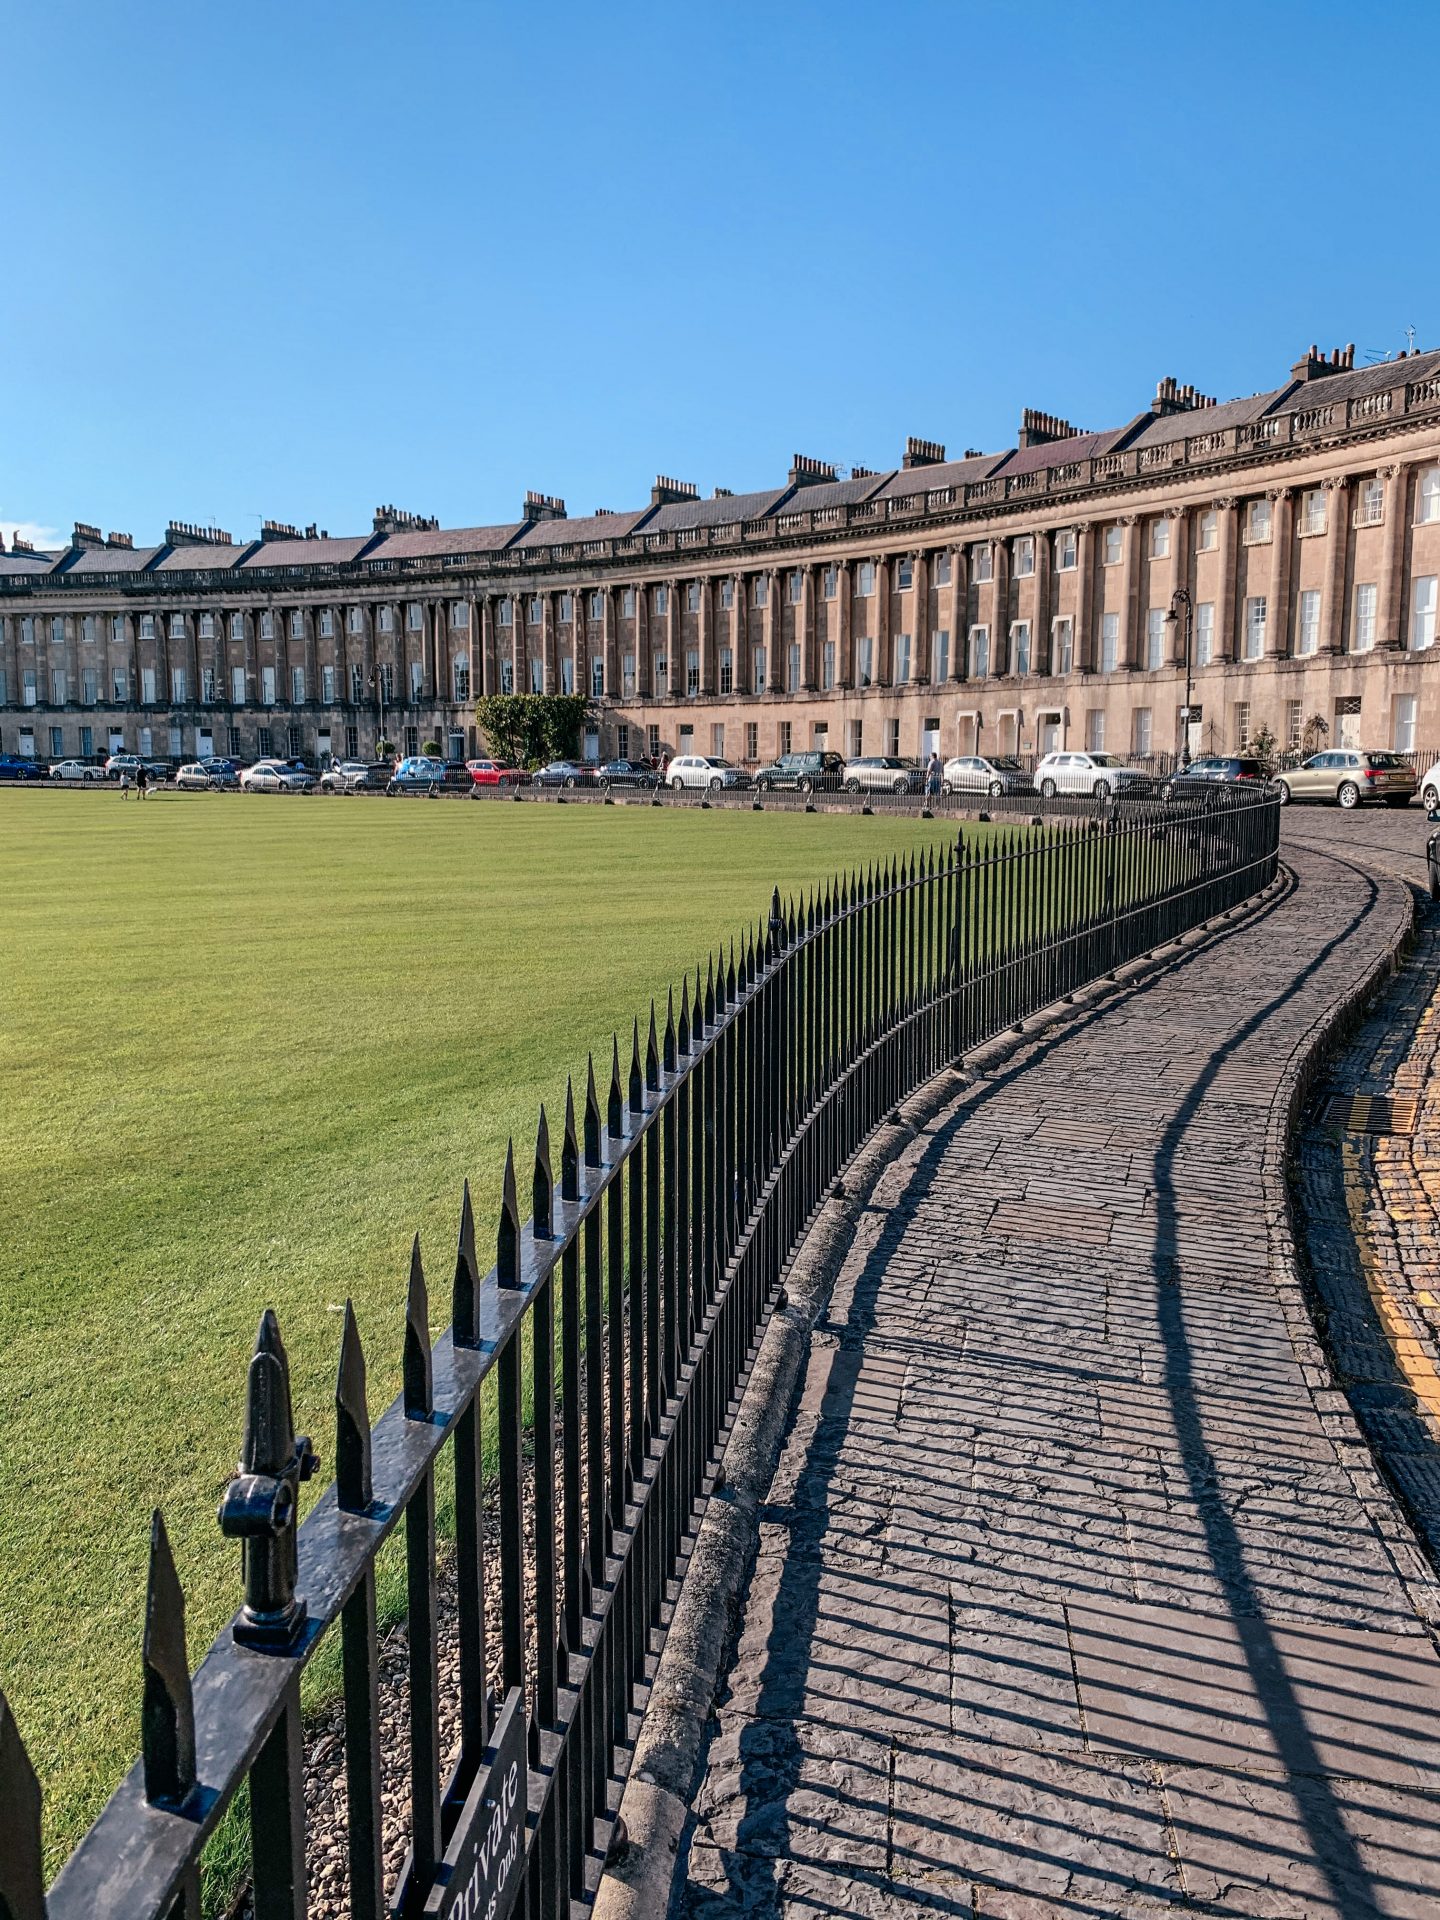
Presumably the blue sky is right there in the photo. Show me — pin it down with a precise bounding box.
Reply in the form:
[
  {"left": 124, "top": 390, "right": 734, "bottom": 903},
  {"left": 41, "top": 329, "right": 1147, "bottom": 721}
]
[{"left": 4, "top": 0, "right": 1435, "bottom": 550}]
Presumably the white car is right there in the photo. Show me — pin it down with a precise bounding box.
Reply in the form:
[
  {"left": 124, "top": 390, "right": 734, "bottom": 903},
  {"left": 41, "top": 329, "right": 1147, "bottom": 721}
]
[
  {"left": 49, "top": 759, "right": 103, "bottom": 782},
  {"left": 240, "top": 763, "right": 315, "bottom": 793},
  {"left": 1419, "top": 759, "right": 1440, "bottom": 812},
  {"left": 667, "top": 755, "right": 751, "bottom": 792},
  {"left": 1033, "top": 750, "right": 1152, "bottom": 800}
]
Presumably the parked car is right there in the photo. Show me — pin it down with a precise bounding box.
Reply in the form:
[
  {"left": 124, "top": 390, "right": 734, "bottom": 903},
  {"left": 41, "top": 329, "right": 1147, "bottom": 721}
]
[
  {"left": 48, "top": 758, "right": 104, "bottom": 783},
  {"left": 321, "top": 760, "right": 390, "bottom": 793},
  {"left": 386, "top": 755, "right": 468, "bottom": 795},
  {"left": 842, "top": 756, "right": 923, "bottom": 796},
  {"left": 529, "top": 760, "right": 594, "bottom": 790},
  {"left": 1160, "top": 756, "right": 1268, "bottom": 801},
  {"left": 1033, "top": 751, "right": 1153, "bottom": 800},
  {"left": 942, "top": 754, "right": 1033, "bottom": 797},
  {"left": 466, "top": 758, "right": 528, "bottom": 787},
  {"left": 1272, "top": 749, "right": 1416, "bottom": 809},
  {"left": 1416, "top": 758, "right": 1440, "bottom": 812},
  {"left": 667, "top": 755, "right": 751, "bottom": 792},
  {"left": 752, "top": 751, "right": 845, "bottom": 794},
  {"left": 240, "top": 763, "right": 315, "bottom": 793},
  {"left": 103, "top": 752, "right": 142, "bottom": 780},
  {"left": 0, "top": 754, "right": 44, "bottom": 781},
  {"left": 139, "top": 760, "right": 174, "bottom": 784},
  {"left": 175, "top": 762, "right": 239, "bottom": 790},
  {"left": 596, "top": 758, "right": 658, "bottom": 791}
]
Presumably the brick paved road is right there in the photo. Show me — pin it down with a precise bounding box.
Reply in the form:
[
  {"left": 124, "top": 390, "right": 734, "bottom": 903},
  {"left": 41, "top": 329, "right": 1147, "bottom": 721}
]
[{"left": 675, "top": 838, "right": 1440, "bottom": 1918}]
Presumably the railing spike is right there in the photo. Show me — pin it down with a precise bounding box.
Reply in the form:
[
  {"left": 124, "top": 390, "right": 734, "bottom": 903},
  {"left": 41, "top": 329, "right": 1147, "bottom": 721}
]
[
  {"left": 533, "top": 1106, "right": 555, "bottom": 1238},
  {"left": 708, "top": 952, "right": 719, "bottom": 1019},
  {"left": 142, "top": 1508, "right": 196, "bottom": 1811},
  {"left": 562, "top": 1076, "right": 580, "bottom": 1199},
  {"left": 453, "top": 1180, "right": 479, "bottom": 1345},
  {"left": 584, "top": 1054, "right": 603, "bottom": 1167},
  {"left": 608, "top": 1033, "right": 624, "bottom": 1137},
  {"left": 498, "top": 1138, "right": 521, "bottom": 1287},
  {"left": 0, "top": 1686, "right": 44, "bottom": 1920},
  {"left": 629, "top": 1018, "right": 643, "bottom": 1112},
  {"left": 646, "top": 1002, "right": 660, "bottom": 1092},
  {"left": 678, "top": 976, "right": 691, "bottom": 1054},
  {"left": 217, "top": 1309, "right": 315, "bottom": 1650},
  {"left": 403, "top": 1234, "right": 433, "bottom": 1418},
  {"left": 727, "top": 938, "right": 737, "bottom": 1000},
  {"left": 664, "top": 987, "right": 677, "bottom": 1071},
  {"left": 335, "top": 1299, "right": 372, "bottom": 1512}
]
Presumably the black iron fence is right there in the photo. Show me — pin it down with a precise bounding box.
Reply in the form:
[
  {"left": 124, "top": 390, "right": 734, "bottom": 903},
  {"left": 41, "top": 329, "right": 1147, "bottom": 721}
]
[{"left": 0, "top": 792, "right": 1281, "bottom": 1920}]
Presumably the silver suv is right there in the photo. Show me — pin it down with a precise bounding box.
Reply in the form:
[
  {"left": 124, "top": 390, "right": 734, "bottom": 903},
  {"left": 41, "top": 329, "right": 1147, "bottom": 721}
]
[{"left": 842, "top": 756, "right": 923, "bottom": 795}]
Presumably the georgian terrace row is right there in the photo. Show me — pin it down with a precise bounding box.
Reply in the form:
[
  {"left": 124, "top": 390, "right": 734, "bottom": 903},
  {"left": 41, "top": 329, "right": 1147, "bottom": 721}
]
[{"left": 4, "top": 464, "right": 1440, "bottom": 751}]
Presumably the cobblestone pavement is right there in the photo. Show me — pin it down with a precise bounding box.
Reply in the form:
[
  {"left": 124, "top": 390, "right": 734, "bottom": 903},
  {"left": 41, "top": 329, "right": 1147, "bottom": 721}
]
[
  {"left": 1286, "top": 808, "right": 1440, "bottom": 1578},
  {"left": 674, "top": 832, "right": 1440, "bottom": 1918}
]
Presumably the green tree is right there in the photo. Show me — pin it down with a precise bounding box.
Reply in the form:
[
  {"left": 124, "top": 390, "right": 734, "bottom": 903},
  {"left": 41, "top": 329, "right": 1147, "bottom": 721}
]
[
  {"left": 421, "top": 738, "right": 442, "bottom": 758},
  {"left": 474, "top": 694, "right": 593, "bottom": 767},
  {"left": 1248, "top": 722, "right": 1280, "bottom": 774}
]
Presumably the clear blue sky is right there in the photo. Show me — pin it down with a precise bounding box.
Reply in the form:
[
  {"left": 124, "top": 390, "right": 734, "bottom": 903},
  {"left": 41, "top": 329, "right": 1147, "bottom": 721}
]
[{"left": 5, "top": 0, "right": 1435, "bottom": 551}]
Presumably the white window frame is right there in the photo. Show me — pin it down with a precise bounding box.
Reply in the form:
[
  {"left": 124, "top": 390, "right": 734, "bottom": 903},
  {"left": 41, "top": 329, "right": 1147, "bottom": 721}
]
[
  {"left": 1297, "top": 589, "right": 1321, "bottom": 656},
  {"left": 1246, "top": 499, "right": 1273, "bottom": 544},
  {"left": 968, "top": 625, "right": 989, "bottom": 678},
  {"left": 1244, "top": 595, "right": 1267, "bottom": 660},
  {"left": 1301, "top": 490, "right": 1327, "bottom": 537},
  {"left": 1013, "top": 536, "right": 1034, "bottom": 578},
  {"left": 1056, "top": 529, "right": 1077, "bottom": 570},
  {"left": 971, "top": 544, "right": 992, "bottom": 584},
  {"left": 1420, "top": 469, "right": 1440, "bottom": 525},
  {"left": 1100, "top": 612, "right": 1119, "bottom": 673},
  {"left": 1150, "top": 519, "right": 1170, "bottom": 560},
  {"left": 1103, "top": 526, "right": 1123, "bottom": 567},
  {"left": 1010, "top": 621, "right": 1030, "bottom": 675},
  {"left": 1354, "top": 581, "right": 1377, "bottom": 652},
  {"left": 1196, "top": 510, "right": 1218, "bottom": 552},
  {"left": 1195, "top": 602, "right": 1215, "bottom": 666},
  {"left": 1145, "top": 607, "right": 1165, "bottom": 671},
  {"left": 1411, "top": 575, "right": 1437, "bottom": 652}
]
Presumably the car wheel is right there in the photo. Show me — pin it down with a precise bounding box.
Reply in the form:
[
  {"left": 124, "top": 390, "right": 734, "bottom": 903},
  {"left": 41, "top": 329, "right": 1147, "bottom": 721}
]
[
  {"left": 988, "top": 779, "right": 1003, "bottom": 797},
  {"left": 892, "top": 777, "right": 908, "bottom": 795},
  {"left": 670, "top": 777, "right": 684, "bottom": 792},
  {"left": 799, "top": 776, "right": 814, "bottom": 795},
  {"left": 1040, "top": 778, "right": 1057, "bottom": 800},
  {"left": 1337, "top": 781, "right": 1361, "bottom": 810},
  {"left": 708, "top": 775, "right": 723, "bottom": 793},
  {"left": 564, "top": 774, "right": 577, "bottom": 789},
  {"left": 1272, "top": 779, "right": 1291, "bottom": 805},
  {"left": 1093, "top": 781, "right": 1112, "bottom": 801},
  {"left": 1425, "top": 786, "right": 1439, "bottom": 812},
  {"left": 845, "top": 779, "right": 861, "bottom": 794}
]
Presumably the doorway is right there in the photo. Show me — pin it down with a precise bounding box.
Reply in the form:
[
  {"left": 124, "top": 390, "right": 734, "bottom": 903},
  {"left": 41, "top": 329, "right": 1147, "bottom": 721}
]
[{"left": 1038, "top": 711, "right": 1061, "bottom": 755}]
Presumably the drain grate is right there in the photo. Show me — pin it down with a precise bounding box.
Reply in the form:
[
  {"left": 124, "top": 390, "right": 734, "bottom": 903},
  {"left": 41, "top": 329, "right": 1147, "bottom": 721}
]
[{"left": 1323, "top": 1093, "right": 1420, "bottom": 1135}]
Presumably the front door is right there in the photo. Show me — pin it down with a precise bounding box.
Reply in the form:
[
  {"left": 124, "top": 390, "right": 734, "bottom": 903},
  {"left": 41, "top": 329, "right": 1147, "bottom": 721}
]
[
  {"left": 1336, "top": 698, "right": 1361, "bottom": 750},
  {"left": 920, "top": 718, "right": 940, "bottom": 760},
  {"left": 1038, "top": 712, "right": 1061, "bottom": 755}
]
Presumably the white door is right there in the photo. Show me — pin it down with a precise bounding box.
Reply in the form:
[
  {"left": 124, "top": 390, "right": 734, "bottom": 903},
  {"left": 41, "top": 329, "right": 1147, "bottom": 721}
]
[
  {"left": 108, "top": 730, "right": 124, "bottom": 754},
  {"left": 920, "top": 719, "right": 940, "bottom": 759},
  {"left": 583, "top": 727, "right": 600, "bottom": 762},
  {"left": 316, "top": 730, "right": 331, "bottom": 765},
  {"left": 1038, "top": 713, "right": 1061, "bottom": 754},
  {"left": 1336, "top": 701, "right": 1362, "bottom": 750},
  {"left": 197, "top": 729, "right": 214, "bottom": 759}
]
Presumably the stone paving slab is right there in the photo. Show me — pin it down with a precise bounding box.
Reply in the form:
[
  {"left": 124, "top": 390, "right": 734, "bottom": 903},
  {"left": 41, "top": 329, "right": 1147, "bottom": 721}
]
[{"left": 673, "top": 844, "right": 1440, "bottom": 1917}]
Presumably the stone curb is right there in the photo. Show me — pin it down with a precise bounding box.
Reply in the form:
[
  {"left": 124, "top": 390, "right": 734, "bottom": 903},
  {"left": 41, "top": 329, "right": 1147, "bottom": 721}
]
[{"left": 590, "top": 864, "right": 1294, "bottom": 1920}]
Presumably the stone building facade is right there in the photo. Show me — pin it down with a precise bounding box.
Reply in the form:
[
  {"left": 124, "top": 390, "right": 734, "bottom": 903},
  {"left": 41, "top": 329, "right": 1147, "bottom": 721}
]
[{"left": 7, "top": 343, "right": 1440, "bottom": 769}]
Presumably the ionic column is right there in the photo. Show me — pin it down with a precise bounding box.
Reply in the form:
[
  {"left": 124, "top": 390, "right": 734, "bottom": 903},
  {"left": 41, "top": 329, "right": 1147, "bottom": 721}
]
[
  {"left": 635, "top": 586, "right": 650, "bottom": 695},
  {"left": 509, "top": 596, "right": 523, "bottom": 694},
  {"left": 604, "top": 587, "right": 619, "bottom": 695},
  {"left": 1378, "top": 463, "right": 1409, "bottom": 650},
  {"left": 1321, "top": 478, "right": 1350, "bottom": 654},
  {"left": 1119, "top": 516, "right": 1141, "bottom": 669},
  {"left": 1169, "top": 511, "right": 1191, "bottom": 666},
  {"left": 911, "top": 551, "right": 928, "bottom": 680},
  {"left": 948, "top": 546, "right": 966, "bottom": 681},
  {"left": 1215, "top": 499, "right": 1239, "bottom": 661},
  {"left": 541, "top": 593, "right": 556, "bottom": 694},
  {"left": 838, "top": 561, "right": 854, "bottom": 686},
  {"left": 698, "top": 578, "right": 714, "bottom": 693},
  {"left": 480, "top": 597, "right": 496, "bottom": 695},
  {"left": 666, "top": 581, "right": 680, "bottom": 697},
  {"left": 1266, "top": 488, "right": 1294, "bottom": 658},
  {"left": 802, "top": 565, "right": 818, "bottom": 689},
  {"left": 761, "top": 572, "right": 776, "bottom": 689},
  {"left": 1032, "top": 533, "right": 1051, "bottom": 672},
  {"left": 1074, "top": 523, "right": 1096, "bottom": 672},
  {"left": 989, "top": 540, "right": 1009, "bottom": 674},
  {"left": 875, "top": 557, "right": 891, "bottom": 681}
]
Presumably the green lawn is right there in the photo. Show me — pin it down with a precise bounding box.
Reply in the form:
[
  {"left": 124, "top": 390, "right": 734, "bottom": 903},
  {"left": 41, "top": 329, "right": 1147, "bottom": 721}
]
[{"left": 0, "top": 786, "right": 953, "bottom": 1867}]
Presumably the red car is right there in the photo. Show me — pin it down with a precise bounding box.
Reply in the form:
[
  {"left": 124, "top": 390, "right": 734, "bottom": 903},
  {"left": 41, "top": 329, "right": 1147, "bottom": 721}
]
[{"left": 466, "top": 759, "right": 528, "bottom": 787}]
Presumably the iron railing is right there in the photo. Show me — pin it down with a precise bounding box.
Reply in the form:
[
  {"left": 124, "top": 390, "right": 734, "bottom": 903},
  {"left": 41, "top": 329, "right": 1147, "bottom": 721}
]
[{"left": 0, "top": 791, "right": 1281, "bottom": 1920}]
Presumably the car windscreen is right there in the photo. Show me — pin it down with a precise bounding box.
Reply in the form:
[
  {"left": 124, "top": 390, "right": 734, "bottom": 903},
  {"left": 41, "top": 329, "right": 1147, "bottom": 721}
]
[{"left": 992, "top": 757, "right": 1023, "bottom": 770}]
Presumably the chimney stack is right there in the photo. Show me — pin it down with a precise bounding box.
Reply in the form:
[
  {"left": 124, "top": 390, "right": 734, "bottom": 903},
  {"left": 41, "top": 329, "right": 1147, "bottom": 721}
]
[
  {"left": 372, "top": 504, "right": 439, "bottom": 534},
  {"left": 523, "top": 490, "right": 566, "bottom": 523},
  {"left": 165, "top": 520, "right": 234, "bottom": 547},
  {"left": 71, "top": 521, "right": 105, "bottom": 550},
  {"left": 1017, "top": 408, "right": 1083, "bottom": 450},
  {"left": 650, "top": 475, "right": 699, "bottom": 506},
  {"left": 902, "top": 437, "right": 946, "bottom": 469}
]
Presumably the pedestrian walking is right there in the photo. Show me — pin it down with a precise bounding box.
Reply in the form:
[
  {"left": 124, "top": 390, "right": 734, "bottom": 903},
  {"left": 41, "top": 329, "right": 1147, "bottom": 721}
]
[
  {"left": 136, "top": 762, "right": 149, "bottom": 801},
  {"left": 925, "top": 750, "right": 942, "bottom": 800}
]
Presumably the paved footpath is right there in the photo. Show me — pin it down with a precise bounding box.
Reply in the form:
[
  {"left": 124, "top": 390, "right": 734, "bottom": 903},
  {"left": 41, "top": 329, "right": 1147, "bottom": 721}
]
[{"left": 675, "top": 843, "right": 1440, "bottom": 1919}]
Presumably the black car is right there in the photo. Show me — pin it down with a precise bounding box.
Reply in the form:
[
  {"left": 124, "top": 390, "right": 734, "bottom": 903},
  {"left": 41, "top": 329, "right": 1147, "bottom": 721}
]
[
  {"left": 753, "top": 751, "right": 846, "bottom": 794},
  {"left": 534, "top": 761, "right": 597, "bottom": 789},
  {"left": 0, "top": 754, "right": 44, "bottom": 781},
  {"left": 597, "top": 758, "right": 657, "bottom": 791},
  {"left": 1161, "top": 756, "right": 1268, "bottom": 800}
]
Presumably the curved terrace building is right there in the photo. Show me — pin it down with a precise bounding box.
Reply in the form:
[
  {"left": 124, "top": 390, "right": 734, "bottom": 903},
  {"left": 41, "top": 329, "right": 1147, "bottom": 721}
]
[{"left": 8, "top": 341, "right": 1440, "bottom": 770}]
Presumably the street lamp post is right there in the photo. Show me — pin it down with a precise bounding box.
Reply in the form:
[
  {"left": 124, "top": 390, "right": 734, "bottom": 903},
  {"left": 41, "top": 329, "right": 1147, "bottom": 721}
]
[{"left": 1165, "top": 588, "right": 1195, "bottom": 770}]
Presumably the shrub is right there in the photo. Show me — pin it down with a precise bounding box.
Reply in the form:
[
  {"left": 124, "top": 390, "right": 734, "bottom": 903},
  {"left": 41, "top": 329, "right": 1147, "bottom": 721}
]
[{"left": 474, "top": 694, "right": 593, "bottom": 768}]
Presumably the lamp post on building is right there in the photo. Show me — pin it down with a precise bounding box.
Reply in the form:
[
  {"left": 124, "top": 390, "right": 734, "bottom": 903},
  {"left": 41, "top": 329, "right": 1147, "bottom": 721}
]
[{"left": 1165, "top": 588, "right": 1195, "bottom": 769}]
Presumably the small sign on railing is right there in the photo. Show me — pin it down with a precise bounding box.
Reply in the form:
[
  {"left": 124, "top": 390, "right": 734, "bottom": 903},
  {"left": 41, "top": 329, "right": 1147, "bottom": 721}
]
[{"left": 422, "top": 1689, "right": 526, "bottom": 1920}]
